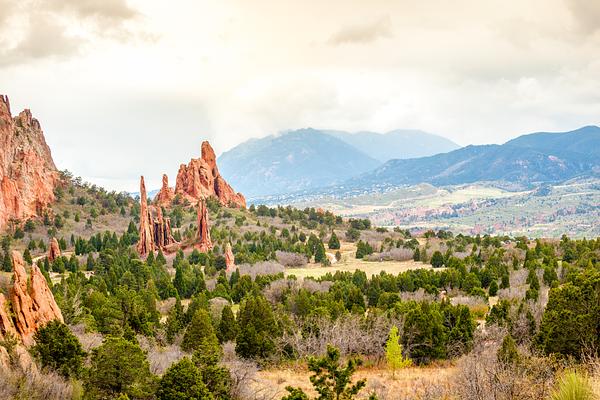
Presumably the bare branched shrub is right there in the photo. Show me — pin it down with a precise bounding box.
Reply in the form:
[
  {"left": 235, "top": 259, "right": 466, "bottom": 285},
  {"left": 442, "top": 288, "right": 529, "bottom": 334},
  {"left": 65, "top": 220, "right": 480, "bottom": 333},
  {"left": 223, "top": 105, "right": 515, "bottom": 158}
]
[
  {"left": 210, "top": 297, "right": 231, "bottom": 321},
  {"left": 453, "top": 326, "right": 556, "bottom": 400},
  {"left": 277, "top": 313, "right": 404, "bottom": 360},
  {"left": 400, "top": 288, "right": 436, "bottom": 303},
  {"left": 69, "top": 323, "right": 103, "bottom": 352},
  {"left": 137, "top": 335, "right": 186, "bottom": 375},
  {"left": 0, "top": 365, "right": 74, "bottom": 400},
  {"left": 510, "top": 269, "right": 529, "bottom": 288},
  {"left": 236, "top": 261, "right": 285, "bottom": 280},
  {"left": 276, "top": 251, "right": 307, "bottom": 267},
  {"left": 224, "top": 347, "right": 279, "bottom": 400},
  {"left": 367, "top": 248, "right": 413, "bottom": 262},
  {"left": 263, "top": 278, "right": 333, "bottom": 304}
]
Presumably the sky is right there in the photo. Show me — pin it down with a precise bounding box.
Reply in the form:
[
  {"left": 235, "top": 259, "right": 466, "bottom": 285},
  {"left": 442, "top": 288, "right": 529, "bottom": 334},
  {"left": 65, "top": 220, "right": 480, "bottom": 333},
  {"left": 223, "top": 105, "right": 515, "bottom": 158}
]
[{"left": 1, "top": 0, "right": 599, "bottom": 192}]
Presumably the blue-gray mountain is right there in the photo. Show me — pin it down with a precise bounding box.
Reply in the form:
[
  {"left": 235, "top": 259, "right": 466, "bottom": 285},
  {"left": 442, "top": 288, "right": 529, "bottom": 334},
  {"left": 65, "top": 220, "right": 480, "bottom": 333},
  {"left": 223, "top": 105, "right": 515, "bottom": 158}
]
[
  {"left": 218, "top": 128, "right": 459, "bottom": 197},
  {"left": 352, "top": 125, "right": 600, "bottom": 189},
  {"left": 325, "top": 129, "right": 460, "bottom": 162},
  {"left": 217, "top": 129, "right": 380, "bottom": 197}
]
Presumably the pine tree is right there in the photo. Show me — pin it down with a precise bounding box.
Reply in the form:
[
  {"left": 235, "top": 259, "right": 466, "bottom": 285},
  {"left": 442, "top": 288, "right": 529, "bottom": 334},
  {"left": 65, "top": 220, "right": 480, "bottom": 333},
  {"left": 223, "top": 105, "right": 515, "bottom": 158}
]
[
  {"left": 157, "top": 357, "right": 211, "bottom": 400},
  {"left": 328, "top": 232, "right": 340, "bottom": 250},
  {"left": 385, "top": 325, "right": 412, "bottom": 379},
  {"left": 181, "top": 308, "right": 220, "bottom": 354},
  {"left": 236, "top": 295, "right": 279, "bottom": 359},
  {"left": 217, "top": 305, "right": 238, "bottom": 343}
]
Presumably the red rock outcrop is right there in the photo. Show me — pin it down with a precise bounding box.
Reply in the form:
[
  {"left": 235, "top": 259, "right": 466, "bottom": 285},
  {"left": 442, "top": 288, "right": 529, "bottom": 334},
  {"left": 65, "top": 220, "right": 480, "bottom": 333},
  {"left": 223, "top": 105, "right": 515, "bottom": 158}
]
[
  {"left": 154, "top": 174, "right": 175, "bottom": 206},
  {"left": 0, "top": 95, "right": 59, "bottom": 231},
  {"left": 196, "top": 199, "right": 212, "bottom": 252},
  {"left": 137, "top": 176, "right": 179, "bottom": 256},
  {"left": 225, "top": 242, "right": 235, "bottom": 272},
  {"left": 137, "top": 176, "right": 155, "bottom": 256},
  {"left": 174, "top": 141, "right": 246, "bottom": 208},
  {"left": 48, "top": 237, "right": 61, "bottom": 262},
  {"left": 0, "top": 251, "right": 63, "bottom": 346}
]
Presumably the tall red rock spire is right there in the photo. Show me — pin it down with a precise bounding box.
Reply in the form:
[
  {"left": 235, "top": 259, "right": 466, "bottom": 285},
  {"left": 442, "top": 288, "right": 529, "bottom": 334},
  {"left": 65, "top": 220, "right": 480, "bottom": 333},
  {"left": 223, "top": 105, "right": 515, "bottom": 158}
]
[
  {"left": 174, "top": 141, "right": 246, "bottom": 208},
  {"left": 196, "top": 199, "right": 212, "bottom": 252},
  {"left": 0, "top": 95, "right": 59, "bottom": 230},
  {"left": 225, "top": 242, "right": 235, "bottom": 272},
  {"left": 137, "top": 176, "right": 155, "bottom": 256}
]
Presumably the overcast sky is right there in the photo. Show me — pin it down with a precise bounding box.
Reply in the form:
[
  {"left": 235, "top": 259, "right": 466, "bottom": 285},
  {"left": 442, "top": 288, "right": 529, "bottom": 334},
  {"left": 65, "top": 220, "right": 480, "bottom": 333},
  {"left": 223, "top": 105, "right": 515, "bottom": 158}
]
[{"left": 1, "top": 0, "right": 599, "bottom": 192}]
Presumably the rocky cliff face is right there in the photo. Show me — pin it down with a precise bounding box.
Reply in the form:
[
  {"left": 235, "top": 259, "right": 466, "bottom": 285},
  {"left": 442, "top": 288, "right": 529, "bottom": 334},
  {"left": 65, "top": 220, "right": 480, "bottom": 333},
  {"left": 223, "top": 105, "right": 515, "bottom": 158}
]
[
  {"left": 0, "top": 95, "right": 59, "bottom": 230},
  {"left": 0, "top": 251, "right": 63, "bottom": 346},
  {"left": 174, "top": 141, "right": 246, "bottom": 208}
]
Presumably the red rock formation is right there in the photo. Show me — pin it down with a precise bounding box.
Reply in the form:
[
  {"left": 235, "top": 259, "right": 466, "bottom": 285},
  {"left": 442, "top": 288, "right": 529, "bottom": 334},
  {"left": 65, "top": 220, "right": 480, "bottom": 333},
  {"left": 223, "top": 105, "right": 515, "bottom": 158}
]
[
  {"left": 196, "top": 199, "right": 212, "bottom": 252},
  {"left": 137, "top": 176, "right": 155, "bottom": 256},
  {"left": 154, "top": 174, "right": 175, "bottom": 206},
  {"left": 175, "top": 141, "right": 246, "bottom": 208},
  {"left": 0, "top": 95, "right": 59, "bottom": 231},
  {"left": 153, "top": 206, "right": 177, "bottom": 251},
  {"left": 48, "top": 237, "right": 61, "bottom": 262},
  {"left": 0, "top": 251, "right": 63, "bottom": 346},
  {"left": 137, "top": 176, "right": 179, "bottom": 256},
  {"left": 225, "top": 242, "right": 235, "bottom": 272}
]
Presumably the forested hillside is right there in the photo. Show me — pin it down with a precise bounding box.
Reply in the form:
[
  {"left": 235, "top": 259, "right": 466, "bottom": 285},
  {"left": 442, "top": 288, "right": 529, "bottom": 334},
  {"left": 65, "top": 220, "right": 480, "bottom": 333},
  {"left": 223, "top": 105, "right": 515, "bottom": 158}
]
[{"left": 0, "top": 172, "right": 598, "bottom": 399}]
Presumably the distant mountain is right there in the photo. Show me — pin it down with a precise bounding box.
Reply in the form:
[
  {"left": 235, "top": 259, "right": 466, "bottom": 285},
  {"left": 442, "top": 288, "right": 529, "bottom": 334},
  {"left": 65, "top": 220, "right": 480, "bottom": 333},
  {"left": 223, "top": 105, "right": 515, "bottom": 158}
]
[
  {"left": 351, "top": 126, "right": 600, "bottom": 189},
  {"left": 326, "top": 129, "right": 460, "bottom": 162},
  {"left": 218, "top": 129, "right": 381, "bottom": 197}
]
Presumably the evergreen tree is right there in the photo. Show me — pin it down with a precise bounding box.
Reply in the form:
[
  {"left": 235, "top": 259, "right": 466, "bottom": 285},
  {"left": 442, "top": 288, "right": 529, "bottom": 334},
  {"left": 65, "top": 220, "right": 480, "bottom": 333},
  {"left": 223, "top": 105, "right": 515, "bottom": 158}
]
[
  {"left": 217, "top": 305, "right": 238, "bottom": 343},
  {"left": 328, "top": 232, "right": 340, "bottom": 250},
  {"left": 157, "top": 357, "right": 212, "bottom": 400},
  {"left": 85, "top": 336, "right": 155, "bottom": 399},
  {"left": 430, "top": 251, "right": 444, "bottom": 268},
  {"left": 236, "top": 295, "right": 280, "bottom": 359},
  {"left": 32, "top": 320, "right": 86, "bottom": 378},
  {"left": 182, "top": 308, "right": 220, "bottom": 353}
]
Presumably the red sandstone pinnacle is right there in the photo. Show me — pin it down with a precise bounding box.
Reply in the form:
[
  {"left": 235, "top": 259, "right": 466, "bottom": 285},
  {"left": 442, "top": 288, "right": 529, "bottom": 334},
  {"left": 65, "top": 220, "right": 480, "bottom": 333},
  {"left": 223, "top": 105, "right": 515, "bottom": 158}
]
[
  {"left": 196, "top": 199, "right": 212, "bottom": 252},
  {"left": 225, "top": 242, "right": 235, "bottom": 272},
  {"left": 137, "top": 176, "right": 155, "bottom": 256},
  {"left": 3, "top": 251, "right": 63, "bottom": 346},
  {"left": 174, "top": 141, "right": 246, "bottom": 208},
  {"left": 154, "top": 174, "right": 175, "bottom": 206},
  {"left": 137, "top": 176, "right": 180, "bottom": 256},
  {"left": 0, "top": 95, "right": 59, "bottom": 231},
  {"left": 48, "top": 237, "right": 61, "bottom": 262}
]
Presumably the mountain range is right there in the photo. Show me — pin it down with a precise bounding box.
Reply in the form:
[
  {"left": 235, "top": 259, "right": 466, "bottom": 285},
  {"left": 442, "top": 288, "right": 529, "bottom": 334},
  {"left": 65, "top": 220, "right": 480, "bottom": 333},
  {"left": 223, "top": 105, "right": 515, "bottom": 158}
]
[
  {"left": 354, "top": 125, "right": 600, "bottom": 189},
  {"left": 219, "top": 125, "right": 600, "bottom": 200},
  {"left": 218, "top": 128, "right": 458, "bottom": 197}
]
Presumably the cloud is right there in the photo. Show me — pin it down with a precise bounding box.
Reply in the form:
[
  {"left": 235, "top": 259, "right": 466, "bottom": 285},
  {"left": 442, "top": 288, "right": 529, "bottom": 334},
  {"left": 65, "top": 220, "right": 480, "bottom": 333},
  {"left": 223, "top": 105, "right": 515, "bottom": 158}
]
[
  {"left": 0, "top": 14, "right": 82, "bottom": 66},
  {"left": 565, "top": 0, "right": 600, "bottom": 34},
  {"left": 328, "top": 16, "right": 392, "bottom": 45},
  {"left": 0, "top": 0, "right": 143, "bottom": 67}
]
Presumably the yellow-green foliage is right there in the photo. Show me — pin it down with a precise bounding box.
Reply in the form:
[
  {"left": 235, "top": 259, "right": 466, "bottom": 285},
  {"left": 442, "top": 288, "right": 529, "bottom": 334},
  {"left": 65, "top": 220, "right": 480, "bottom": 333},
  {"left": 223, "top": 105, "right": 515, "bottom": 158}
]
[
  {"left": 385, "top": 325, "right": 412, "bottom": 378},
  {"left": 550, "top": 371, "right": 594, "bottom": 400}
]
